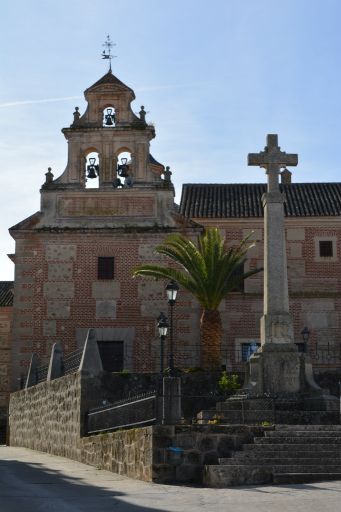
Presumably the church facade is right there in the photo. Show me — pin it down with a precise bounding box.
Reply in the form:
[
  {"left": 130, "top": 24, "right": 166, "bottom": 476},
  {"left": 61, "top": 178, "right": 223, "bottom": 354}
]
[{"left": 8, "top": 70, "right": 341, "bottom": 390}]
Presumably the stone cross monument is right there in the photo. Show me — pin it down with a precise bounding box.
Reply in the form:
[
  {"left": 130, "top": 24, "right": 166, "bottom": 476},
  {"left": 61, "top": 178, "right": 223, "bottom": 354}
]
[
  {"left": 245, "top": 134, "right": 301, "bottom": 395},
  {"left": 248, "top": 134, "right": 297, "bottom": 347}
]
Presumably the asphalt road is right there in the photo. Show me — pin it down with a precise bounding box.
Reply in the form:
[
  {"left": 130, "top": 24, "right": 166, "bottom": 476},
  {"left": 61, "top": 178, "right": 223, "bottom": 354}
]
[{"left": 1, "top": 446, "right": 341, "bottom": 512}]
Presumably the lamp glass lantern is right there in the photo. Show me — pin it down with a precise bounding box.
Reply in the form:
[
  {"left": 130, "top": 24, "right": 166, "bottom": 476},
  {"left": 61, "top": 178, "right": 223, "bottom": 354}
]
[
  {"left": 158, "top": 314, "right": 169, "bottom": 338},
  {"left": 166, "top": 280, "right": 179, "bottom": 305},
  {"left": 301, "top": 326, "right": 310, "bottom": 343}
]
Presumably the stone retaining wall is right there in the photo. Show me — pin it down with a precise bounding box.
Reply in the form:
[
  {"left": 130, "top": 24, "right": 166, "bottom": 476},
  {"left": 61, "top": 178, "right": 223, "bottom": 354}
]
[
  {"left": 81, "top": 427, "right": 154, "bottom": 481},
  {"left": 9, "top": 370, "right": 269, "bottom": 484},
  {"left": 9, "top": 373, "right": 82, "bottom": 460}
]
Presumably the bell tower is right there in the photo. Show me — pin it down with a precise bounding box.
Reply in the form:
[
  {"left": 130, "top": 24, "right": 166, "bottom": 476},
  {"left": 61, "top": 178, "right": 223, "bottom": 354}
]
[
  {"left": 49, "top": 70, "right": 164, "bottom": 188},
  {"left": 38, "top": 68, "right": 175, "bottom": 229}
]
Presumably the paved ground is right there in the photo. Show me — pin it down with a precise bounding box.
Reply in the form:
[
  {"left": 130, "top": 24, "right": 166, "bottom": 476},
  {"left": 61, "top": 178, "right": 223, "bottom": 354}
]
[{"left": 1, "top": 447, "right": 341, "bottom": 512}]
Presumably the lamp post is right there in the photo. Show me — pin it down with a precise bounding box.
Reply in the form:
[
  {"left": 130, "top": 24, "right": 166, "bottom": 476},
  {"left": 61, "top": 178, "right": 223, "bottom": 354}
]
[
  {"left": 166, "top": 280, "right": 179, "bottom": 374},
  {"left": 157, "top": 312, "right": 169, "bottom": 373},
  {"left": 300, "top": 326, "right": 310, "bottom": 353}
]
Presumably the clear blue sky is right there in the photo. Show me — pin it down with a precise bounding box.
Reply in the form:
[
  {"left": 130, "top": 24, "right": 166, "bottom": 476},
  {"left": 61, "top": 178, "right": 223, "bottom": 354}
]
[{"left": 1, "top": 0, "right": 341, "bottom": 279}]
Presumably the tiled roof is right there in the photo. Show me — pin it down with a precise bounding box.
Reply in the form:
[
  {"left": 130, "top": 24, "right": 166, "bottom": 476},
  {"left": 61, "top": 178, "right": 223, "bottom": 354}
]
[
  {"left": 86, "top": 70, "right": 134, "bottom": 96},
  {"left": 0, "top": 281, "right": 13, "bottom": 307},
  {"left": 179, "top": 183, "right": 341, "bottom": 218}
]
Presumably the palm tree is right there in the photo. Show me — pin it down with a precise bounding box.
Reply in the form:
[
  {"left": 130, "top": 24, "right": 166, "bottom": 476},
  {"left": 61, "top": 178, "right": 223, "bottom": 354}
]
[{"left": 133, "top": 228, "right": 261, "bottom": 370}]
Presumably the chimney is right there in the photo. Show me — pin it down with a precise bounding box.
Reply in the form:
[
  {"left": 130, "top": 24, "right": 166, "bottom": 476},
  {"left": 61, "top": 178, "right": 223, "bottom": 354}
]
[{"left": 281, "top": 168, "right": 292, "bottom": 184}]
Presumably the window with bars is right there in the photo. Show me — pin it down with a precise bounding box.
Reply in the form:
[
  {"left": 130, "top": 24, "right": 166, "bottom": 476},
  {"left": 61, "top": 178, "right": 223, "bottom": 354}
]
[
  {"left": 98, "top": 257, "right": 115, "bottom": 279},
  {"left": 319, "top": 240, "right": 333, "bottom": 258}
]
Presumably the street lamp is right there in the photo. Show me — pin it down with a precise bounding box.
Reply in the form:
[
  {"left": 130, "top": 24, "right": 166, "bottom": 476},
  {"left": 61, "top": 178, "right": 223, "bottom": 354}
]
[
  {"left": 300, "top": 326, "right": 310, "bottom": 353},
  {"left": 157, "top": 312, "right": 169, "bottom": 373},
  {"left": 166, "top": 280, "right": 179, "bottom": 373}
]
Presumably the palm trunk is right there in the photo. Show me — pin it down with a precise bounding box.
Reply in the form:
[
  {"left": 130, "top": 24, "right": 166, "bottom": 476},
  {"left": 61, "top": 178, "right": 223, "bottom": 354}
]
[{"left": 200, "top": 309, "right": 222, "bottom": 370}]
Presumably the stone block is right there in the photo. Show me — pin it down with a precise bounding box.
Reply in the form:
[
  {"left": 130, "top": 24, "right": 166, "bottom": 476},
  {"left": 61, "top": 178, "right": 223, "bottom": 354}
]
[
  {"left": 141, "top": 300, "right": 166, "bottom": 317},
  {"left": 245, "top": 279, "right": 262, "bottom": 294},
  {"left": 138, "top": 281, "right": 164, "bottom": 300},
  {"left": 286, "top": 228, "right": 305, "bottom": 240},
  {"left": 138, "top": 244, "right": 166, "bottom": 261},
  {"left": 44, "top": 282, "right": 74, "bottom": 299},
  {"left": 43, "top": 320, "right": 56, "bottom": 337},
  {"left": 91, "top": 281, "right": 120, "bottom": 299},
  {"left": 47, "top": 300, "right": 71, "bottom": 319},
  {"left": 301, "top": 299, "right": 335, "bottom": 312},
  {"left": 175, "top": 464, "right": 202, "bottom": 483},
  {"left": 288, "top": 260, "right": 305, "bottom": 278},
  {"left": 48, "top": 262, "right": 73, "bottom": 281},
  {"left": 203, "top": 450, "right": 219, "bottom": 465},
  {"left": 46, "top": 244, "right": 77, "bottom": 261},
  {"left": 305, "top": 311, "right": 337, "bottom": 329},
  {"left": 96, "top": 300, "right": 117, "bottom": 319},
  {"left": 288, "top": 242, "right": 302, "bottom": 258}
]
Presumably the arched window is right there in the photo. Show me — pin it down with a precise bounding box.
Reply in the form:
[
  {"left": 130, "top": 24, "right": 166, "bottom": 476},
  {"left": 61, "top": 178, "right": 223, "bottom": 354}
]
[
  {"left": 113, "top": 151, "right": 133, "bottom": 188},
  {"left": 103, "top": 107, "right": 115, "bottom": 127},
  {"left": 85, "top": 151, "right": 100, "bottom": 189}
]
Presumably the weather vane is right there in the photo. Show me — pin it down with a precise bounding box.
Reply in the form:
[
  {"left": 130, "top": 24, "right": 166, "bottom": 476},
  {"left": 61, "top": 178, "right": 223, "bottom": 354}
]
[{"left": 101, "top": 35, "right": 116, "bottom": 72}]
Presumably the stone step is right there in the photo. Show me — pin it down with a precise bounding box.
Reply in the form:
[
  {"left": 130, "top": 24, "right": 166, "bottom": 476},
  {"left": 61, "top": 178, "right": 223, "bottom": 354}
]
[
  {"left": 242, "top": 443, "right": 341, "bottom": 452},
  {"left": 203, "top": 463, "right": 341, "bottom": 487},
  {"left": 203, "top": 464, "right": 273, "bottom": 487},
  {"left": 255, "top": 436, "right": 341, "bottom": 444},
  {"left": 217, "top": 464, "right": 341, "bottom": 473},
  {"left": 276, "top": 425, "right": 341, "bottom": 431},
  {"left": 265, "top": 430, "right": 341, "bottom": 438},
  {"left": 219, "top": 457, "right": 341, "bottom": 465},
  {"left": 273, "top": 473, "right": 341, "bottom": 484}
]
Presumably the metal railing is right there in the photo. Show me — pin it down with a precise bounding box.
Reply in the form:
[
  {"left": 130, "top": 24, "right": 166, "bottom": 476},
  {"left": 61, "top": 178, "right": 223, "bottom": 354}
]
[
  {"left": 36, "top": 364, "right": 49, "bottom": 383},
  {"left": 63, "top": 348, "right": 83, "bottom": 375},
  {"left": 86, "top": 391, "right": 160, "bottom": 434}
]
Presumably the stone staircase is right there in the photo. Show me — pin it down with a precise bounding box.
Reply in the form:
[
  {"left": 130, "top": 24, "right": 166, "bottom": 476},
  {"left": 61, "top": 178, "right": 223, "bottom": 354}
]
[{"left": 203, "top": 425, "right": 341, "bottom": 486}]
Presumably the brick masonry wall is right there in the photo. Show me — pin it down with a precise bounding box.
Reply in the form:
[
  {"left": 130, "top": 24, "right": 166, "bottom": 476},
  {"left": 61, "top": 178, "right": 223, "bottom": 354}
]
[
  {"left": 0, "top": 306, "right": 12, "bottom": 410},
  {"left": 10, "top": 217, "right": 341, "bottom": 391},
  {"left": 10, "top": 231, "right": 201, "bottom": 389}
]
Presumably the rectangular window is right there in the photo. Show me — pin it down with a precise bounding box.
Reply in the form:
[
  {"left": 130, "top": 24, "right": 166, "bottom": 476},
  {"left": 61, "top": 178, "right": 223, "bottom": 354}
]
[
  {"left": 231, "top": 263, "right": 244, "bottom": 292},
  {"left": 319, "top": 240, "right": 333, "bottom": 258},
  {"left": 98, "top": 257, "right": 115, "bottom": 279},
  {"left": 241, "top": 342, "right": 261, "bottom": 362}
]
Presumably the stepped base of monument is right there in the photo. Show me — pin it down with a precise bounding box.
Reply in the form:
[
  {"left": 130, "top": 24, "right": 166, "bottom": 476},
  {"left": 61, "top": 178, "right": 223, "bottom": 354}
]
[
  {"left": 197, "top": 395, "right": 340, "bottom": 425},
  {"left": 203, "top": 425, "right": 341, "bottom": 487}
]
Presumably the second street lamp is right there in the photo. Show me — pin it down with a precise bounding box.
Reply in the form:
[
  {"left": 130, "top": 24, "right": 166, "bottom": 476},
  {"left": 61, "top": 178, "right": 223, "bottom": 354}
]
[
  {"left": 166, "top": 280, "right": 179, "bottom": 374},
  {"left": 157, "top": 312, "right": 169, "bottom": 373}
]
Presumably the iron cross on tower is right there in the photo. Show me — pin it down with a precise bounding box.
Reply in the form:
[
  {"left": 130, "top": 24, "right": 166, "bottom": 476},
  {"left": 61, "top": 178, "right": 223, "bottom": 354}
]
[
  {"left": 248, "top": 134, "right": 298, "bottom": 191},
  {"left": 101, "top": 35, "right": 116, "bottom": 72}
]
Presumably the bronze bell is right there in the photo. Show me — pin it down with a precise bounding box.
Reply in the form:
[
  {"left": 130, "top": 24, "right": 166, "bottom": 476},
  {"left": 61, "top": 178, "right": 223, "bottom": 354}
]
[
  {"left": 87, "top": 166, "right": 97, "bottom": 179},
  {"left": 104, "top": 108, "right": 115, "bottom": 126},
  {"left": 86, "top": 157, "right": 99, "bottom": 179},
  {"left": 117, "top": 157, "right": 129, "bottom": 178}
]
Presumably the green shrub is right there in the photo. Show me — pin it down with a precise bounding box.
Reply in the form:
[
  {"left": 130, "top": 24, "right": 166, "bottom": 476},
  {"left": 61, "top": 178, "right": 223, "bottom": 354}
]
[{"left": 217, "top": 371, "right": 241, "bottom": 395}]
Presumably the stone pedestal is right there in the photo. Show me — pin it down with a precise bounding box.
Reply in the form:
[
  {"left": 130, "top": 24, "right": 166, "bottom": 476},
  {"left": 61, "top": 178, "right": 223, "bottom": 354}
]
[{"left": 245, "top": 343, "right": 301, "bottom": 396}]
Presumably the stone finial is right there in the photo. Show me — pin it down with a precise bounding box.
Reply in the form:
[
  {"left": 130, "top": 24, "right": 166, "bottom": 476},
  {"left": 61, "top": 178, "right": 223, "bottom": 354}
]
[
  {"left": 281, "top": 168, "right": 292, "bottom": 184},
  {"left": 139, "top": 105, "right": 146, "bottom": 124},
  {"left": 25, "top": 353, "right": 39, "bottom": 389},
  {"left": 79, "top": 328, "right": 103, "bottom": 376},
  {"left": 72, "top": 106, "right": 81, "bottom": 125},
  {"left": 163, "top": 166, "right": 172, "bottom": 182},
  {"left": 47, "top": 342, "right": 64, "bottom": 381},
  {"left": 45, "top": 167, "right": 54, "bottom": 184}
]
